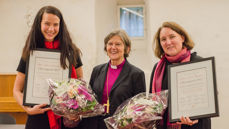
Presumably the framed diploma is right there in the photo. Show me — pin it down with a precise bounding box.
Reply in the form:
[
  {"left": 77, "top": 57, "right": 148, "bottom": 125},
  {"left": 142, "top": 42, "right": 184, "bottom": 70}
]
[
  {"left": 168, "top": 57, "right": 219, "bottom": 122},
  {"left": 23, "top": 49, "right": 71, "bottom": 106}
]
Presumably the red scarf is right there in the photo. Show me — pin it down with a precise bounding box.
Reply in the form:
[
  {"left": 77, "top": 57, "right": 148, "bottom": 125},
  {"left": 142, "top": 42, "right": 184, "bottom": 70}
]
[
  {"left": 152, "top": 48, "right": 190, "bottom": 129},
  {"left": 45, "top": 40, "right": 77, "bottom": 129}
]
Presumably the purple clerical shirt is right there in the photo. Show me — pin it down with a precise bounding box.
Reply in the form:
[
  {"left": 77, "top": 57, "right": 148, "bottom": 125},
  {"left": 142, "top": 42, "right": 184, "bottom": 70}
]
[{"left": 102, "top": 59, "right": 126, "bottom": 112}]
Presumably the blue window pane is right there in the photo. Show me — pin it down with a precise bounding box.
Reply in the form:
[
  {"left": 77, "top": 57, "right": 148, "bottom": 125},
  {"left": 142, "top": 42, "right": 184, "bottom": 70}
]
[{"left": 120, "top": 7, "right": 144, "bottom": 37}]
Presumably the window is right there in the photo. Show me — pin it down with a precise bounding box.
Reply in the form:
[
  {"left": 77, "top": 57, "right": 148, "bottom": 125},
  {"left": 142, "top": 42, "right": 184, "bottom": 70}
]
[{"left": 118, "top": 5, "right": 145, "bottom": 38}]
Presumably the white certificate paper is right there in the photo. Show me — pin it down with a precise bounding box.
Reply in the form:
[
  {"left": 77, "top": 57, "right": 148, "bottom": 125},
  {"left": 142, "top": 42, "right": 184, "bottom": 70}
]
[
  {"left": 177, "top": 68, "right": 209, "bottom": 112},
  {"left": 23, "top": 50, "right": 69, "bottom": 106},
  {"left": 168, "top": 57, "right": 219, "bottom": 122}
]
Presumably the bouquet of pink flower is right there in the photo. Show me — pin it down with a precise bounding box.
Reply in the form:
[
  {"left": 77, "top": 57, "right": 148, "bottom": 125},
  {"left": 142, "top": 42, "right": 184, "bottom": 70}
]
[
  {"left": 104, "top": 90, "right": 168, "bottom": 129},
  {"left": 47, "top": 79, "right": 104, "bottom": 128}
]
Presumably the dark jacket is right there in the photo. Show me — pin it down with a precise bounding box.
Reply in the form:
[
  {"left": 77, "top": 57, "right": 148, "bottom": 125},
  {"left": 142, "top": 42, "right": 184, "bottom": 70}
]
[
  {"left": 73, "top": 60, "right": 146, "bottom": 129},
  {"left": 149, "top": 52, "right": 211, "bottom": 129}
]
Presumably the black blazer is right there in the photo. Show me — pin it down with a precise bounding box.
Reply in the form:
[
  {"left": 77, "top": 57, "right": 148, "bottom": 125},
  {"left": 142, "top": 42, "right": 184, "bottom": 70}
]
[
  {"left": 73, "top": 60, "right": 146, "bottom": 129},
  {"left": 90, "top": 60, "right": 146, "bottom": 115}
]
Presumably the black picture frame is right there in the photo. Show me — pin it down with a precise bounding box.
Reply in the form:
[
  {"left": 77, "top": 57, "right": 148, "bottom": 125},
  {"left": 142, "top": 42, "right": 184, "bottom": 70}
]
[
  {"left": 168, "top": 57, "right": 219, "bottom": 122},
  {"left": 23, "top": 49, "right": 71, "bottom": 106}
]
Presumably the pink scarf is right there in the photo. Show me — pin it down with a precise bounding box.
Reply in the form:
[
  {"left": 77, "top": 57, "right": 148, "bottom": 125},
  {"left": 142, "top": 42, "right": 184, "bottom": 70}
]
[{"left": 152, "top": 48, "right": 191, "bottom": 129}]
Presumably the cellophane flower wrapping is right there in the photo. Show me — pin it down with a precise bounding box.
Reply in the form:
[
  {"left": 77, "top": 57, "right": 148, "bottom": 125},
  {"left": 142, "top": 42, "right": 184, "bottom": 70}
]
[
  {"left": 47, "top": 79, "right": 104, "bottom": 128},
  {"left": 104, "top": 90, "right": 168, "bottom": 129}
]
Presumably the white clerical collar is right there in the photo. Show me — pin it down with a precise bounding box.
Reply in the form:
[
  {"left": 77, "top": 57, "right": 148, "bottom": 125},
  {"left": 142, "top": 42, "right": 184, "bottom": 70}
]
[
  {"left": 110, "top": 64, "right": 117, "bottom": 69},
  {"left": 109, "top": 59, "right": 126, "bottom": 69}
]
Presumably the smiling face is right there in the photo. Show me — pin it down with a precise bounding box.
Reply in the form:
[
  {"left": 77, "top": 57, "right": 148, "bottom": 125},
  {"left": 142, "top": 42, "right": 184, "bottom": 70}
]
[
  {"left": 41, "top": 12, "right": 60, "bottom": 42},
  {"left": 106, "top": 35, "right": 128, "bottom": 65},
  {"left": 159, "top": 27, "right": 185, "bottom": 56}
]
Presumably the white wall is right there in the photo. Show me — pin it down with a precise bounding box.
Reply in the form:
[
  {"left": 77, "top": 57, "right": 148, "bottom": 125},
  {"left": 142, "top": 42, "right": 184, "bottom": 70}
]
[
  {"left": 95, "top": 0, "right": 117, "bottom": 65},
  {"left": 146, "top": 0, "right": 229, "bottom": 128},
  {"left": 0, "top": 0, "right": 29, "bottom": 74}
]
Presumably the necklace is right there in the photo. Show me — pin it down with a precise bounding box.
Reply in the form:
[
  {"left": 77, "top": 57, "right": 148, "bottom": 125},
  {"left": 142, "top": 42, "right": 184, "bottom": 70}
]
[{"left": 103, "top": 68, "right": 110, "bottom": 114}]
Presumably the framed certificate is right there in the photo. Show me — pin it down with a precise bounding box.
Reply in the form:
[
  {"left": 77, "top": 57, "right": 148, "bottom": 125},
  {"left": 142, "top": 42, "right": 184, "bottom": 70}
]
[
  {"left": 23, "top": 49, "right": 71, "bottom": 106},
  {"left": 168, "top": 57, "right": 219, "bottom": 122}
]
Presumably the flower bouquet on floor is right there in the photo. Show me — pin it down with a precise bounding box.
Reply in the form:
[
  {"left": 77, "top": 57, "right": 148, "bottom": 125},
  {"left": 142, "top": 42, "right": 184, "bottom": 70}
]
[
  {"left": 104, "top": 90, "right": 168, "bottom": 129},
  {"left": 47, "top": 78, "right": 105, "bottom": 128}
]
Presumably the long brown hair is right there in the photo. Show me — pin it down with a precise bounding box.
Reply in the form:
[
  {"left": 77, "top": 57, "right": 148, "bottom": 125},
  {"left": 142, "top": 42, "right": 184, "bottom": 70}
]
[{"left": 22, "top": 6, "right": 81, "bottom": 69}]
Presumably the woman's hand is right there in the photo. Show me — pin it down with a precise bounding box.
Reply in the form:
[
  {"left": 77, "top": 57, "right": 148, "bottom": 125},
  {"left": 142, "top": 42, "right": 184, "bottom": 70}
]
[
  {"left": 13, "top": 72, "right": 51, "bottom": 115},
  {"left": 24, "top": 104, "right": 51, "bottom": 115},
  {"left": 176, "top": 116, "right": 198, "bottom": 126},
  {"left": 13, "top": 73, "right": 50, "bottom": 115}
]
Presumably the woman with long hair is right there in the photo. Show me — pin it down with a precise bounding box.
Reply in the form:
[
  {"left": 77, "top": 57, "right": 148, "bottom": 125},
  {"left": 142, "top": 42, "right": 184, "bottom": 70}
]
[{"left": 13, "top": 6, "right": 83, "bottom": 129}]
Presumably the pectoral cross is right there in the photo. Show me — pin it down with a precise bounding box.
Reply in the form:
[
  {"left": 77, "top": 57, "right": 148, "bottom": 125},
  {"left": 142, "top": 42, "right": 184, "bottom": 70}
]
[{"left": 103, "top": 99, "right": 110, "bottom": 113}]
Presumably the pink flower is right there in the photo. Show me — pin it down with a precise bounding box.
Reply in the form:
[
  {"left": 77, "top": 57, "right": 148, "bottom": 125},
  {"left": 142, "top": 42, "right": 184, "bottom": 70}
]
[
  {"left": 131, "top": 104, "right": 145, "bottom": 111},
  {"left": 77, "top": 85, "right": 92, "bottom": 101},
  {"left": 66, "top": 99, "right": 79, "bottom": 109}
]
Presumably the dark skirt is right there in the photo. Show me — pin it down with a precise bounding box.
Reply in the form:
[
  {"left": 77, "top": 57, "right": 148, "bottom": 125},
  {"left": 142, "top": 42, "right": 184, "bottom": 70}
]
[
  {"left": 25, "top": 113, "right": 50, "bottom": 129},
  {"left": 62, "top": 115, "right": 108, "bottom": 129},
  {"left": 25, "top": 113, "right": 74, "bottom": 129}
]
